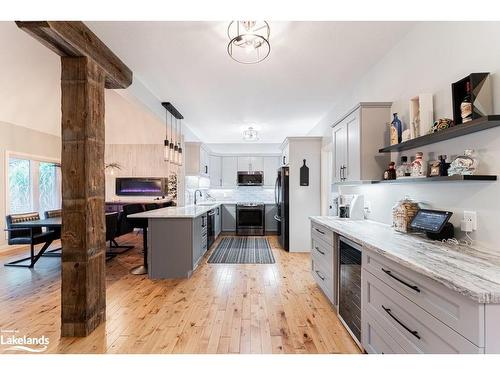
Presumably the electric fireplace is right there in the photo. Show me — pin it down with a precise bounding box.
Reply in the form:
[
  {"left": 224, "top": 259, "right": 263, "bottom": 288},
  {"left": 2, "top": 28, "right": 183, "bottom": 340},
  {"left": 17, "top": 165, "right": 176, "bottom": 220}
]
[{"left": 115, "top": 177, "right": 167, "bottom": 196}]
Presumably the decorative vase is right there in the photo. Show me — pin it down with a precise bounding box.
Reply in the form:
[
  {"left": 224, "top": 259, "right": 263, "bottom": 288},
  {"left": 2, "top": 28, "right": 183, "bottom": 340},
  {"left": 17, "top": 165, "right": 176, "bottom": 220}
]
[
  {"left": 390, "top": 113, "right": 402, "bottom": 145},
  {"left": 411, "top": 152, "right": 427, "bottom": 177}
]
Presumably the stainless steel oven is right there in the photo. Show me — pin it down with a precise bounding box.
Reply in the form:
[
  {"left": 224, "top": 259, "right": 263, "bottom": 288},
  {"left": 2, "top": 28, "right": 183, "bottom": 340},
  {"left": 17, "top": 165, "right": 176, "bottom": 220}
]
[
  {"left": 338, "top": 236, "right": 362, "bottom": 346},
  {"left": 236, "top": 203, "right": 265, "bottom": 236}
]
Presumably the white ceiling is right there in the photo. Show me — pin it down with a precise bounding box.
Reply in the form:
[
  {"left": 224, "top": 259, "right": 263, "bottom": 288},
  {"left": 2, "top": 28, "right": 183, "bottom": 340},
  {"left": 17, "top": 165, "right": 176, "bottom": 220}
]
[{"left": 87, "top": 21, "right": 415, "bottom": 143}]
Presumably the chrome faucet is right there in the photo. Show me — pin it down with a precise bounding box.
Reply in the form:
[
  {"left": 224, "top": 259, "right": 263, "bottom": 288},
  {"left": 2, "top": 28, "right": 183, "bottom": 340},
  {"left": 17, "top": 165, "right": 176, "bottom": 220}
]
[{"left": 194, "top": 189, "right": 203, "bottom": 205}]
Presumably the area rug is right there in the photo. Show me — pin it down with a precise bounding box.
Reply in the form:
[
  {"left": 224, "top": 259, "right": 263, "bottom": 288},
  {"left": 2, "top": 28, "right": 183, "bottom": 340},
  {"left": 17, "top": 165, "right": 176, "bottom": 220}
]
[{"left": 207, "top": 237, "right": 275, "bottom": 264}]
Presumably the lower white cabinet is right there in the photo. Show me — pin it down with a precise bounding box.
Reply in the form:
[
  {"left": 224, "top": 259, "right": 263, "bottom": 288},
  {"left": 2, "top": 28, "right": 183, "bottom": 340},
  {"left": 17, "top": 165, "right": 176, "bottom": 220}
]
[
  {"left": 221, "top": 204, "right": 236, "bottom": 232},
  {"left": 362, "top": 268, "right": 482, "bottom": 354},
  {"left": 310, "top": 224, "right": 337, "bottom": 306}
]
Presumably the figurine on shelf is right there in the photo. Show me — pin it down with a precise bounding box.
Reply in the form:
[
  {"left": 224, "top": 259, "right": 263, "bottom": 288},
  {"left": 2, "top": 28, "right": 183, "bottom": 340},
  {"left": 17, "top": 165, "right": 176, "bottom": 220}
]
[
  {"left": 448, "top": 150, "right": 479, "bottom": 176},
  {"left": 383, "top": 162, "right": 397, "bottom": 180},
  {"left": 411, "top": 152, "right": 427, "bottom": 177},
  {"left": 429, "top": 160, "right": 440, "bottom": 177},
  {"left": 438, "top": 155, "right": 450, "bottom": 176},
  {"left": 390, "top": 113, "right": 403, "bottom": 145},
  {"left": 429, "top": 118, "right": 454, "bottom": 134},
  {"left": 396, "top": 156, "right": 411, "bottom": 178}
]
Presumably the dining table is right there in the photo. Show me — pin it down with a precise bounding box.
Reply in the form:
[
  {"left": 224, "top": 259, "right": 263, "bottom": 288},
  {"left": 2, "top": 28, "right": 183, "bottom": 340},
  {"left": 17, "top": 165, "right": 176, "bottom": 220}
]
[{"left": 5, "top": 217, "right": 62, "bottom": 268}]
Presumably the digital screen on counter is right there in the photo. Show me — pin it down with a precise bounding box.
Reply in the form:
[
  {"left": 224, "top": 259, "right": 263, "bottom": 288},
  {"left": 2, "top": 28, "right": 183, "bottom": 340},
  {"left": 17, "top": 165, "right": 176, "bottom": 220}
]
[{"left": 410, "top": 209, "right": 453, "bottom": 233}]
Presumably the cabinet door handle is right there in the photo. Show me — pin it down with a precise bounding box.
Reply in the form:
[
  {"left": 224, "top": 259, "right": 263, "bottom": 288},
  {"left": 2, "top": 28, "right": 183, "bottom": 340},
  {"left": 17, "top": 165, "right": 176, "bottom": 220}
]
[
  {"left": 315, "top": 246, "right": 325, "bottom": 255},
  {"left": 315, "top": 270, "right": 325, "bottom": 281},
  {"left": 382, "top": 305, "right": 420, "bottom": 340},
  {"left": 382, "top": 268, "right": 421, "bottom": 293},
  {"left": 205, "top": 165, "right": 208, "bottom": 174},
  {"left": 283, "top": 156, "right": 286, "bottom": 165},
  {"left": 314, "top": 227, "right": 325, "bottom": 235}
]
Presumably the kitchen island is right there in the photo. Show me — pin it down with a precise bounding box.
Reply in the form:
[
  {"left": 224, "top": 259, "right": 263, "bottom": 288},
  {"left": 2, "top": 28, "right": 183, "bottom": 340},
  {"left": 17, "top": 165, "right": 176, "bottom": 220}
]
[{"left": 129, "top": 203, "right": 222, "bottom": 279}]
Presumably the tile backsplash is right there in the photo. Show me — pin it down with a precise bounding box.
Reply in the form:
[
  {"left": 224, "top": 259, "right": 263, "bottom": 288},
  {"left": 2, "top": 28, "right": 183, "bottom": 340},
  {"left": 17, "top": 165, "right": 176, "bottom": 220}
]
[
  {"left": 208, "top": 187, "right": 275, "bottom": 203},
  {"left": 184, "top": 176, "right": 275, "bottom": 204}
]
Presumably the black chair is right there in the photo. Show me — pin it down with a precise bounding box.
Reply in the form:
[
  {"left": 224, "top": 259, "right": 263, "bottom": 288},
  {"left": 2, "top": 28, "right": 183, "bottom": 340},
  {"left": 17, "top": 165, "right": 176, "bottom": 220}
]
[
  {"left": 4, "top": 212, "right": 56, "bottom": 268},
  {"left": 106, "top": 211, "right": 134, "bottom": 255},
  {"left": 44, "top": 209, "right": 62, "bottom": 255},
  {"left": 122, "top": 204, "right": 148, "bottom": 275},
  {"left": 145, "top": 203, "right": 160, "bottom": 211}
]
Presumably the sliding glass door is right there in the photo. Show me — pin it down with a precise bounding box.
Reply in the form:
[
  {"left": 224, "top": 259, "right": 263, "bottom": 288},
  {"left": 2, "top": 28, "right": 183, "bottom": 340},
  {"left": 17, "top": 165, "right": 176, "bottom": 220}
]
[{"left": 7, "top": 155, "right": 61, "bottom": 216}]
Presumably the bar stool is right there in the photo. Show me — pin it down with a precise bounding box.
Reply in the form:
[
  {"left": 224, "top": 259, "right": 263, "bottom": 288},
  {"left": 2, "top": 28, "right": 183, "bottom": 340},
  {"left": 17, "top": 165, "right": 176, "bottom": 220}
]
[{"left": 122, "top": 204, "right": 149, "bottom": 275}]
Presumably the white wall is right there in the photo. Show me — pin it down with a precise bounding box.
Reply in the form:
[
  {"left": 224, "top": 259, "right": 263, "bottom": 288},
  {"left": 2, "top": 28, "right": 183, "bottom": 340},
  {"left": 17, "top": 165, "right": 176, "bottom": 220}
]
[
  {"left": 308, "top": 22, "right": 500, "bottom": 251},
  {"left": 287, "top": 138, "right": 322, "bottom": 252}
]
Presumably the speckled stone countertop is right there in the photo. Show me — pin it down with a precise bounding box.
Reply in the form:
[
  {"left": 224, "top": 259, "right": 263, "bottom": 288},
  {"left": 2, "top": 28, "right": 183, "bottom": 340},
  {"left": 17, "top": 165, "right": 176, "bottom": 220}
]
[{"left": 310, "top": 216, "right": 500, "bottom": 304}]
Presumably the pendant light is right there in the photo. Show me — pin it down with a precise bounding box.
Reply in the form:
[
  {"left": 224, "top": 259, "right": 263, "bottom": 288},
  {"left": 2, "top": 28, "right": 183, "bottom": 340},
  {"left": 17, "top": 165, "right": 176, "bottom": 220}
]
[
  {"left": 163, "top": 108, "right": 170, "bottom": 162},
  {"left": 168, "top": 112, "right": 175, "bottom": 163},
  {"left": 178, "top": 118, "right": 183, "bottom": 166},
  {"left": 173, "top": 117, "right": 180, "bottom": 165}
]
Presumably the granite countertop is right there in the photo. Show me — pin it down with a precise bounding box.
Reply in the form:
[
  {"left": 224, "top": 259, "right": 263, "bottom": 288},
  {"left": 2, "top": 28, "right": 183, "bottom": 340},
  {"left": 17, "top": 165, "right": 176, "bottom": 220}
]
[
  {"left": 129, "top": 203, "right": 221, "bottom": 219},
  {"left": 129, "top": 201, "right": 276, "bottom": 219},
  {"left": 309, "top": 216, "right": 500, "bottom": 304}
]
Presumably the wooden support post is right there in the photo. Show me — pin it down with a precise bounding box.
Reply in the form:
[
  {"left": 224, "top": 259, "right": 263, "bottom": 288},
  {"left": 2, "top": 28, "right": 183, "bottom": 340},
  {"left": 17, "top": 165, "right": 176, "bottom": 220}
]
[
  {"left": 16, "top": 21, "right": 132, "bottom": 337},
  {"left": 60, "top": 56, "right": 107, "bottom": 337}
]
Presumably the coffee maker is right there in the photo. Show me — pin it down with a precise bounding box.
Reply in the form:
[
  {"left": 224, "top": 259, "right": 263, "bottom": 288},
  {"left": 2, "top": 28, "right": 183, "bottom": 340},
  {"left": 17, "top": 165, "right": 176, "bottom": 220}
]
[{"left": 338, "top": 194, "right": 365, "bottom": 220}]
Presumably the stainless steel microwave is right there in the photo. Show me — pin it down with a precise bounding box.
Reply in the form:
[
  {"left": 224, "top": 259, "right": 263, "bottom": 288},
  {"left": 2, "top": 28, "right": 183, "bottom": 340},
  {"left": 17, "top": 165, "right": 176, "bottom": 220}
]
[{"left": 237, "top": 171, "right": 264, "bottom": 186}]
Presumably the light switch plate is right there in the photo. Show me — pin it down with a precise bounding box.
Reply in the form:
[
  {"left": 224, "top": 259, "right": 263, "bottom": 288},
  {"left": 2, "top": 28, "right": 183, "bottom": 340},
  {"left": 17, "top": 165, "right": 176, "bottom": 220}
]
[{"left": 463, "top": 211, "right": 477, "bottom": 231}]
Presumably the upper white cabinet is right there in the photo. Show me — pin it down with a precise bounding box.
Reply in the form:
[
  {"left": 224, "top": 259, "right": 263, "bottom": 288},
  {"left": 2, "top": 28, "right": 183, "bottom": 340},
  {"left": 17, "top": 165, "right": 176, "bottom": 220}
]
[
  {"left": 221, "top": 156, "right": 238, "bottom": 187},
  {"left": 281, "top": 143, "right": 290, "bottom": 166},
  {"left": 332, "top": 102, "right": 391, "bottom": 182},
  {"left": 237, "top": 156, "right": 264, "bottom": 172},
  {"left": 209, "top": 155, "right": 222, "bottom": 187},
  {"left": 263, "top": 156, "right": 280, "bottom": 186},
  {"left": 185, "top": 142, "right": 210, "bottom": 177}
]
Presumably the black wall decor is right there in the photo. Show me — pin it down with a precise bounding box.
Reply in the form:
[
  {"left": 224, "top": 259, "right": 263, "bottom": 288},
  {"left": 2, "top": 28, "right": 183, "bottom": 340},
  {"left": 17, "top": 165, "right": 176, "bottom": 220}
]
[
  {"left": 300, "top": 159, "right": 309, "bottom": 186},
  {"left": 451, "top": 73, "right": 492, "bottom": 126}
]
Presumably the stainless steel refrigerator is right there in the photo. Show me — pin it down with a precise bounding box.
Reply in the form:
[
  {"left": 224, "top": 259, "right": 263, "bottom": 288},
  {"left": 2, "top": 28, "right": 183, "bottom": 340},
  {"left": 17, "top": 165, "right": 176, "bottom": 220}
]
[{"left": 274, "top": 166, "right": 289, "bottom": 251}]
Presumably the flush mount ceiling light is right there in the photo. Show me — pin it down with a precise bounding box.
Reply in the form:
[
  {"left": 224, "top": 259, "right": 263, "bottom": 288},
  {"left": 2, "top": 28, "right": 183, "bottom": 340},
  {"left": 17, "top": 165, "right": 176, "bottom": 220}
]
[
  {"left": 243, "top": 126, "right": 259, "bottom": 141},
  {"left": 227, "top": 21, "right": 270, "bottom": 64}
]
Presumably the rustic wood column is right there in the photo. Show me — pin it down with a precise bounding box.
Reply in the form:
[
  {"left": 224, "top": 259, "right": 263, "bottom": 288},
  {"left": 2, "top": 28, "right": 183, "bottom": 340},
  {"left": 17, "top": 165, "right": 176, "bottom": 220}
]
[
  {"left": 60, "top": 56, "right": 106, "bottom": 337},
  {"left": 16, "top": 21, "right": 132, "bottom": 337}
]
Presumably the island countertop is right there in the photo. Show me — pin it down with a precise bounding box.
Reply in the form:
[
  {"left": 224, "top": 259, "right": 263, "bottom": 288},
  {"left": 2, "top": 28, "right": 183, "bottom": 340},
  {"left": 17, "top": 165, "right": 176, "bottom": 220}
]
[
  {"left": 129, "top": 203, "right": 221, "bottom": 219},
  {"left": 309, "top": 216, "right": 500, "bottom": 304}
]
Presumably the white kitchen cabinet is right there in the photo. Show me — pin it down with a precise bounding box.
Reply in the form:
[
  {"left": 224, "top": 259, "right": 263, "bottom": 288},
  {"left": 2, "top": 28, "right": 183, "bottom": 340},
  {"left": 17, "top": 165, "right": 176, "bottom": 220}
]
[
  {"left": 221, "top": 204, "right": 236, "bottom": 232},
  {"left": 209, "top": 155, "right": 222, "bottom": 187},
  {"left": 185, "top": 142, "right": 210, "bottom": 177},
  {"left": 221, "top": 156, "right": 238, "bottom": 187},
  {"left": 281, "top": 143, "right": 289, "bottom": 166},
  {"left": 263, "top": 156, "right": 280, "bottom": 186},
  {"left": 237, "top": 156, "right": 263, "bottom": 171},
  {"left": 332, "top": 102, "right": 391, "bottom": 182}
]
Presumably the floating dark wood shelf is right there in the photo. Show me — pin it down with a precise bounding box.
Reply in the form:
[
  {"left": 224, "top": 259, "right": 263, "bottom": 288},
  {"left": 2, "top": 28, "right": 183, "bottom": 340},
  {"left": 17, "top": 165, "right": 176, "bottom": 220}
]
[
  {"left": 379, "top": 115, "right": 500, "bottom": 153},
  {"left": 334, "top": 175, "right": 497, "bottom": 186}
]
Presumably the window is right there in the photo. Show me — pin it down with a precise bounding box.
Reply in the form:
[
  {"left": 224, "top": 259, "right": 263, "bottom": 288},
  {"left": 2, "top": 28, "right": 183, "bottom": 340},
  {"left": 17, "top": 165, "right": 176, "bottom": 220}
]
[{"left": 7, "top": 155, "right": 61, "bottom": 216}]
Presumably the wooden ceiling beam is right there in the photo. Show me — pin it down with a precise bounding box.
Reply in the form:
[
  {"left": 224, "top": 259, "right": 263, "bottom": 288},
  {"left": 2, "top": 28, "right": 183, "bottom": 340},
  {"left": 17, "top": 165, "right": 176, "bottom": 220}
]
[{"left": 16, "top": 21, "right": 132, "bottom": 89}]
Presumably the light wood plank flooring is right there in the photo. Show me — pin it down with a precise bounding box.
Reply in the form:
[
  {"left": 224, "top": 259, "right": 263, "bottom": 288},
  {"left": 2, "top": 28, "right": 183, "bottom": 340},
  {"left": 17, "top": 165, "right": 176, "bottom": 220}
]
[{"left": 0, "top": 234, "right": 361, "bottom": 354}]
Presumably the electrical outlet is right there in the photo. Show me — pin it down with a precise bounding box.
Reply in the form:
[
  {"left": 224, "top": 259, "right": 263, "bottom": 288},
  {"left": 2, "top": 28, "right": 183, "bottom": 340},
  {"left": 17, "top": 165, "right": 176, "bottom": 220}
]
[
  {"left": 364, "top": 201, "right": 372, "bottom": 213},
  {"left": 463, "top": 211, "right": 478, "bottom": 231}
]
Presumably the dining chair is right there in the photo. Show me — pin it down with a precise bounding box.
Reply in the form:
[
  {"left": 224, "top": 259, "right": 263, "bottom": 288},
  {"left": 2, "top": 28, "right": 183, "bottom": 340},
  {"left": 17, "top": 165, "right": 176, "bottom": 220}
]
[{"left": 4, "top": 212, "right": 56, "bottom": 268}]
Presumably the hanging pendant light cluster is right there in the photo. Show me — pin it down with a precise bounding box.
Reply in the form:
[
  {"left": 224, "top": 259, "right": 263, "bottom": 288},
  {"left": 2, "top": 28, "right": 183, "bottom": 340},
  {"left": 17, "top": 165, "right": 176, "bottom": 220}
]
[{"left": 162, "top": 102, "right": 184, "bottom": 166}]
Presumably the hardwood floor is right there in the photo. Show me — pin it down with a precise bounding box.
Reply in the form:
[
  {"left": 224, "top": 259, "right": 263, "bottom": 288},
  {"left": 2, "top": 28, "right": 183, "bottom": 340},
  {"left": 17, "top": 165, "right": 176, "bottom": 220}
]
[{"left": 0, "top": 234, "right": 361, "bottom": 354}]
